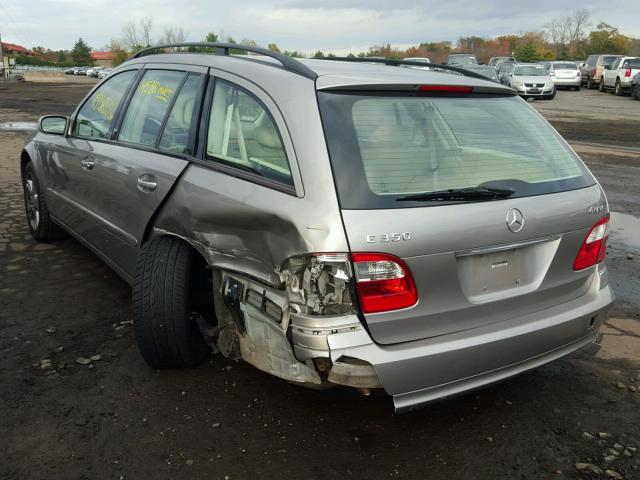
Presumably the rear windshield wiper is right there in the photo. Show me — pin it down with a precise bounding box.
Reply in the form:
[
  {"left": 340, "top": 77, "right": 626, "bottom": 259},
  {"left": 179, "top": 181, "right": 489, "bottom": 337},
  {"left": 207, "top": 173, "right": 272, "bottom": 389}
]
[{"left": 396, "top": 187, "right": 515, "bottom": 202}]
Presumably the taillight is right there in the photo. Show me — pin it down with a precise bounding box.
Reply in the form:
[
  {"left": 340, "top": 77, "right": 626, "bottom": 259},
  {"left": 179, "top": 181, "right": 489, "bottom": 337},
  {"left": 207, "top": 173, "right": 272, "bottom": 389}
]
[
  {"left": 351, "top": 253, "right": 417, "bottom": 313},
  {"left": 625, "top": 68, "right": 631, "bottom": 78},
  {"left": 419, "top": 85, "right": 473, "bottom": 93},
  {"left": 573, "top": 216, "right": 609, "bottom": 271}
]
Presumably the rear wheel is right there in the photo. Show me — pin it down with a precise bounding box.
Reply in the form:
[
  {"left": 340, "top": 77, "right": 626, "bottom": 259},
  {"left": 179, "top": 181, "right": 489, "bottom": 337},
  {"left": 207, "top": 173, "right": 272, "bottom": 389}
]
[
  {"left": 633, "top": 84, "right": 640, "bottom": 100},
  {"left": 22, "top": 162, "right": 67, "bottom": 241},
  {"left": 587, "top": 76, "right": 594, "bottom": 89},
  {"left": 599, "top": 79, "right": 605, "bottom": 92},
  {"left": 132, "top": 237, "right": 211, "bottom": 369},
  {"left": 614, "top": 79, "right": 624, "bottom": 96}
]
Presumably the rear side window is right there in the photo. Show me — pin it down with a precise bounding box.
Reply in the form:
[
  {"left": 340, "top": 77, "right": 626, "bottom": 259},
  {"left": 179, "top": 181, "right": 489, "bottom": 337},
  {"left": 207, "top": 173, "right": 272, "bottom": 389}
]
[
  {"left": 318, "top": 93, "right": 593, "bottom": 209},
  {"left": 158, "top": 74, "right": 203, "bottom": 154},
  {"left": 74, "top": 70, "right": 136, "bottom": 139},
  {"left": 118, "top": 70, "right": 185, "bottom": 146},
  {"left": 603, "top": 56, "right": 619, "bottom": 65},
  {"left": 206, "top": 80, "right": 293, "bottom": 187}
]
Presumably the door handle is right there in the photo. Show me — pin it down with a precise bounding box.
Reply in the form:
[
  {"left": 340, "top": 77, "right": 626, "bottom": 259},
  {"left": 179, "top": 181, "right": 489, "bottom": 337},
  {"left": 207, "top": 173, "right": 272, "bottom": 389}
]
[
  {"left": 81, "top": 156, "right": 95, "bottom": 170},
  {"left": 136, "top": 176, "right": 157, "bottom": 192}
]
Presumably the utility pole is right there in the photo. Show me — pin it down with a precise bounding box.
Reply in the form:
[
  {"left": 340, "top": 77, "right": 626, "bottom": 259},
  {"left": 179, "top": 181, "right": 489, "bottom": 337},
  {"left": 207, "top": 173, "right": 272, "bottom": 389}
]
[{"left": 0, "top": 31, "right": 5, "bottom": 79}]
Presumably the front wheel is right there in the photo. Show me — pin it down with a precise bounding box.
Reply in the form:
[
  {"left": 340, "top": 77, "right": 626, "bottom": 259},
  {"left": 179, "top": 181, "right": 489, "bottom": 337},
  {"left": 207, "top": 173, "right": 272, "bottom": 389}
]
[
  {"left": 545, "top": 90, "right": 556, "bottom": 100},
  {"left": 599, "top": 79, "right": 606, "bottom": 92},
  {"left": 22, "top": 162, "right": 67, "bottom": 241},
  {"left": 132, "top": 237, "right": 211, "bottom": 369}
]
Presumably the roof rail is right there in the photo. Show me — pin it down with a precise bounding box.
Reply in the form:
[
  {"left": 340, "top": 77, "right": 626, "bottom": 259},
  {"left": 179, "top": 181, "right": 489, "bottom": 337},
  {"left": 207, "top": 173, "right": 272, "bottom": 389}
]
[
  {"left": 312, "top": 57, "right": 490, "bottom": 81},
  {"left": 130, "top": 42, "right": 318, "bottom": 80}
]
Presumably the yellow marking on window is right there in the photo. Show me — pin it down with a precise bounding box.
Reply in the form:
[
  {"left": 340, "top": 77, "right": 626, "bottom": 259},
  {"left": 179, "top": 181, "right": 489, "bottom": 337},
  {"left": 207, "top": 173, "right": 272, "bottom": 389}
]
[{"left": 139, "top": 80, "right": 174, "bottom": 103}]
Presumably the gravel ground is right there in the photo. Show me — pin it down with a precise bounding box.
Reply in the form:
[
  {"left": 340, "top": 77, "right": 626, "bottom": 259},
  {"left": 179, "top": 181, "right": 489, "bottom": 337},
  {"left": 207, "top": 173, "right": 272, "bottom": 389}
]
[{"left": 1, "top": 81, "right": 639, "bottom": 480}]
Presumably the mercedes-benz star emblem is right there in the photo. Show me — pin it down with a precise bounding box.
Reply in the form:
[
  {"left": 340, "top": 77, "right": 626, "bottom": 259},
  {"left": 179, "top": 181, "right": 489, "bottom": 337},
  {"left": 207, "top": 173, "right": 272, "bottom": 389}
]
[{"left": 506, "top": 208, "right": 524, "bottom": 233}]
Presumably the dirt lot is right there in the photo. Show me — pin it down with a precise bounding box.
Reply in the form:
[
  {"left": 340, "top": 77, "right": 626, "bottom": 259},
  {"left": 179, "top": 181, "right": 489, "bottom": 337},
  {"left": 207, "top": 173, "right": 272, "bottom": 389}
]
[{"left": 1, "top": 81, "right": 639, "bottom": 480}]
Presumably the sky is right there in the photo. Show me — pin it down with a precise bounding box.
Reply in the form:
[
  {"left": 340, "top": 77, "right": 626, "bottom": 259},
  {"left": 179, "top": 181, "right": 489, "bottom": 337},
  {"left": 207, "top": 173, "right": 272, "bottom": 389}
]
[{"left": 0, "top": 0, "right": 638, "bottom": 54}]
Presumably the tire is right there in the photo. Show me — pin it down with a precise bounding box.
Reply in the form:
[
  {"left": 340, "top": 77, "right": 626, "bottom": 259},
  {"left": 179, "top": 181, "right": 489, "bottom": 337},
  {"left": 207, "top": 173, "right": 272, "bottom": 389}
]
[
  {"left": 633, "top": 84, "right": 640, "bottom": 100},
  {"left": 546, "top": 89, "right": 556, "bottom": 100},
  {"left": 132, "top": 237, "right": 210, "bottom": 369},
  {"left": 587, "top": 76, "right": 594, "bottom": 89},
  {"left": 22, "top": 162, "right": 67, "bottom": 241},
  {"left": 599, "top": 78, "right": 605, "bottom": 92},
  {"left": 614, "top": 79, "right": 624, "bottom": 96}
]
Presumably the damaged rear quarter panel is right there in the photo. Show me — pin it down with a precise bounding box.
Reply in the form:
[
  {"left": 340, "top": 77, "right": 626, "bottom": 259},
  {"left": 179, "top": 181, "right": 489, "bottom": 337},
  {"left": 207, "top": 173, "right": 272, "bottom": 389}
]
[{"left": 150, "top": 72, "right": 349, "bottom": 286}]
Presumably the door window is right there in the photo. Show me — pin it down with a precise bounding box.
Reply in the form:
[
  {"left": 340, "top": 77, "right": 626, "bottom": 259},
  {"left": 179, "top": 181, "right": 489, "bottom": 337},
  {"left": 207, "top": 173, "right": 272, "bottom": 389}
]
[
  {"left": 73, "top": 70, "right": 136, "bottom": 139},
  {"left": 158, "top": 74, "right": 203, "bottom": 154},
  {"left": 118, "top": 70, "right": 185, "bottom": 147},
  {"left": 206, "top": 80, "right": 293, "bottom": 187}
]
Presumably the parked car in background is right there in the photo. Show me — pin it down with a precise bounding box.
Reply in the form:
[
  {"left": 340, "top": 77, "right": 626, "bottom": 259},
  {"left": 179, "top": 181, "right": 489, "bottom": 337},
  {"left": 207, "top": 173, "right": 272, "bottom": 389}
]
[
  {"left": 446, "top": 54, "right": 478, "bottom": 65},
  {"left": 542, "top": 61, "right": 581, "bottom": 90},
  {"left": 460, "top": 64, "right": 499, "bottom": 82},
  {"left": 86, "top": 67, "right": 104, "bottom": 78},
  {"left": 71, "top": 66, "right": 91, "bottom": 75},
  {"left": 403, "top": 57, "right": 431, "bottom": 64},
  {"left": 600, "top": 56, "right": 640, "bottom": 95},
  {"left": 97, "top": 67, "right": 114, "bottom": 79},
  {"left": 632, "top": 72, "right": 640, "bottom": 100},
  {"left": 19, "top": 42, "right": 613, "bottom": 412},
  {"left": 500, "top": 63, "right": 555, "bottom": 99},
  {"left": 64, "top": 67, "right": 75, "bottom": 75},
  {"left": 488, "top": 56, "right": 515, "bottom": 68},
  {"left": 581, "top": 54, "right": 622, "bottom": 89}
]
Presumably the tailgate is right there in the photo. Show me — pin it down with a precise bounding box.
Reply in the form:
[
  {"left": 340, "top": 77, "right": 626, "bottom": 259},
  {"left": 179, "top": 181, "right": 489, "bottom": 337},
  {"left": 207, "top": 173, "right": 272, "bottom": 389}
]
[{"left": 317, "top": 88, "right": 602, "bottom": 345}]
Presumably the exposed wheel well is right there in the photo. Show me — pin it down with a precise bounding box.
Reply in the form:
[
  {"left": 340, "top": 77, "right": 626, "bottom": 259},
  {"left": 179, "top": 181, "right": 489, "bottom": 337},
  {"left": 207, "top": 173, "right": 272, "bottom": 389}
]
[{"left": 20, "top": 150, "right": 32, "bottom": 176}]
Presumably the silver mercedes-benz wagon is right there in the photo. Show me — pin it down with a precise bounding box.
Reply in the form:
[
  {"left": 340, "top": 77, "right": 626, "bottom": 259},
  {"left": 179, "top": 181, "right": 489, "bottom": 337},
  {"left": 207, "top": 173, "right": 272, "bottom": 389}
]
[{"left": 20, "top": 43, "right": 614, "bottom": 411}]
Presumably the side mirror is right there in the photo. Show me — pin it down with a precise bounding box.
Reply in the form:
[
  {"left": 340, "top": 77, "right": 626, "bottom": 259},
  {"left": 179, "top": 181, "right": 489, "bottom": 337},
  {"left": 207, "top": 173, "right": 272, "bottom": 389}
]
[{"left": 39, "top": 115, "right": 67, "bottom": 135}]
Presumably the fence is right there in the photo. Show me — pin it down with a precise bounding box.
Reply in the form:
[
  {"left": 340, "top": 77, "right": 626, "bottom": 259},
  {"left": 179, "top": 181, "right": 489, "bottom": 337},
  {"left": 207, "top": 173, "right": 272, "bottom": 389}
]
[{"left": 13, "top": 64, "right": 68, "bottom": 73}]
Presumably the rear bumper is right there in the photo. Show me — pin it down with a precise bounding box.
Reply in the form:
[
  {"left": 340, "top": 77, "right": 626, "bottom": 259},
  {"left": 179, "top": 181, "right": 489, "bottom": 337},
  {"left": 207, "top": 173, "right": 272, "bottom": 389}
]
[{"left": 292, "top": 267, "right": 614, "bottom": 412}]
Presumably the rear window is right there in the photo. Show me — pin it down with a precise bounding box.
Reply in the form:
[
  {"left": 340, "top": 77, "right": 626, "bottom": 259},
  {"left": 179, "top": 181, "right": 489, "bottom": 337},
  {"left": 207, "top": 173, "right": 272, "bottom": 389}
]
[
  {"left": 603, "top": 56, "right": 620, "bottom": 65},
  {"left": 318, "top": 92, "right": 593, "bottom": 209},
  {"left": 553, "top": 63, "right": 578, "bottom": 70},
  {"left": 625, "top": 59, "right": 640, "bottom": 68}
]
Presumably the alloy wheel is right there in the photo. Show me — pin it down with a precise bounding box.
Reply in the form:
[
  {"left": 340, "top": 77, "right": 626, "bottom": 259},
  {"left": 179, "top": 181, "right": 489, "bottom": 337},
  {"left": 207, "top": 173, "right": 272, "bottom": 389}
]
[{"left": 24, "top": 172, "right": 40, "bottom": 232}]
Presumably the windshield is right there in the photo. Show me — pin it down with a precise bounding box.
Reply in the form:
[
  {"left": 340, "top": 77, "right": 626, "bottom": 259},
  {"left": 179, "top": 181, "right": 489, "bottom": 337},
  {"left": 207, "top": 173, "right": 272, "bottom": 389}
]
[
  {"left": 514, "top": 65, "right": 548, "bottom": 76},
  {"left": 552, "top": 63, "right": 578, "bottom": 70},
  {"left": 318, "top": 93, "right": 593, "bottom": 209},
  {"left": 449, "top": 56, "right": 477, "bottom": 65}
]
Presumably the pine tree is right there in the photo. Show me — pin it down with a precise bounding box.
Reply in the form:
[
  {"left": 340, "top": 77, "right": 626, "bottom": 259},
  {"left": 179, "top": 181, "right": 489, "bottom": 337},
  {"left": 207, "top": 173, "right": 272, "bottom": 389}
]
[{"left": 71, "top": 38, "right": 94, "bottom": 65}]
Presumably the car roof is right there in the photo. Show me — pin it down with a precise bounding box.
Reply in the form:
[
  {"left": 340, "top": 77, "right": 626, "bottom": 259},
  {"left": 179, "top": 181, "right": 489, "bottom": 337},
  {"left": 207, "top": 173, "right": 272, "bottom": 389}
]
[{"left": 122, "top": 53, "right": 513, "bottom": 93}]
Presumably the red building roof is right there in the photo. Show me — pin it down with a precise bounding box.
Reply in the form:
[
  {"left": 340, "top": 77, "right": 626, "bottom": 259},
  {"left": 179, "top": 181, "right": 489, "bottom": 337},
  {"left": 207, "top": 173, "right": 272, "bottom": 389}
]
[
  {"left": 1, "top": 42, "right": 32, "bottom": 55},
  {"left": 91, "top": 51, "right": 116, "bottom": 60}
]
